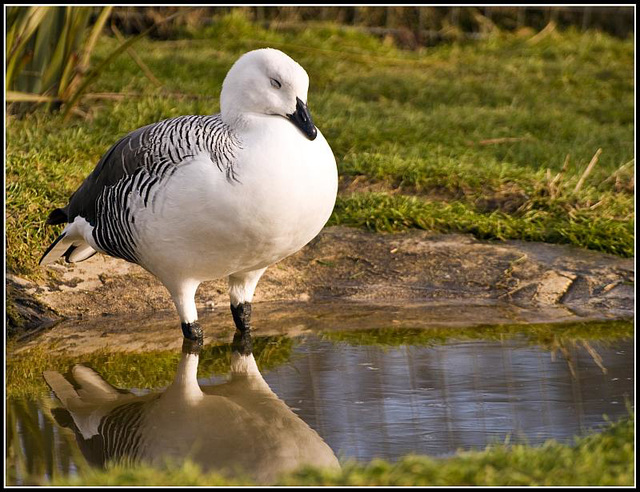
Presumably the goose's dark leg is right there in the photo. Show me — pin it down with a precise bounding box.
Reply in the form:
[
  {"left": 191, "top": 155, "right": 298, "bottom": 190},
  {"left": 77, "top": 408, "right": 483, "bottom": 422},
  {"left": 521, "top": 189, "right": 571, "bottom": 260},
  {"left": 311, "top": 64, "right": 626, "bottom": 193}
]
[
  {"left": 230, "top": 302, "right": 252, "bottom": 332},
  {"left": 181, "top": 322, "right": 204, "bottom": 343},
  {"left": 228, "top": 268, "right": 266, "bottom": 333}
]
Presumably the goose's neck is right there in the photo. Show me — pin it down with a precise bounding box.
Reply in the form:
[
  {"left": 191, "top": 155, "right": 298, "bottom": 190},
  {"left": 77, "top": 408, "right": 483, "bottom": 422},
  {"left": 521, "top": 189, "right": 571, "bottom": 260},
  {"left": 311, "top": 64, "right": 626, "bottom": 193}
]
[{"left": 221, "top": 110, "right": 274, "bottom": 134}]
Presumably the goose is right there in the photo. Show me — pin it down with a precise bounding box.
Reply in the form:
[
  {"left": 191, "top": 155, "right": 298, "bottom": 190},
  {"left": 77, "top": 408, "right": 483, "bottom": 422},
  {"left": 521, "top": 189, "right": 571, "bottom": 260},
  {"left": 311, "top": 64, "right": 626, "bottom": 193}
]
[
  {"left": 44, "top": 332, "right": 340, "bottom": 483},
  {"left": 39, "top": 48, "right": 338, "bottom": 342}
]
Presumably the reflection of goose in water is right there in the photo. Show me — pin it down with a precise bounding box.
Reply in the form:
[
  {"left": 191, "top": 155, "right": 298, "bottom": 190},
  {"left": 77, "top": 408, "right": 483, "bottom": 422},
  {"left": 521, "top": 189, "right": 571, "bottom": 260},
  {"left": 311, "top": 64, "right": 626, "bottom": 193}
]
[{"left": 43, "top": 332, "right": 340, "bottom": 483}]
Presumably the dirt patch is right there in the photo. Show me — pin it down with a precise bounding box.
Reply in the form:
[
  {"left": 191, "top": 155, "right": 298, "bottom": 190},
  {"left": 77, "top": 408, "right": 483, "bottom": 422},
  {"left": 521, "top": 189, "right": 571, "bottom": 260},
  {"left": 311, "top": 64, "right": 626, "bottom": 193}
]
[{"left": 7, "top": 226, "right": 634, "bottom": 335}]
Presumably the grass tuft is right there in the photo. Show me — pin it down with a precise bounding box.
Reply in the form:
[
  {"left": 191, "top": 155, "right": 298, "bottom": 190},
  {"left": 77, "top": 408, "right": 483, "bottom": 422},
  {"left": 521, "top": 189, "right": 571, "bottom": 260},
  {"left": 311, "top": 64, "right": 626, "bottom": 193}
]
[{"left": 330, "top": 192, "right": 633, "bottom": 257}]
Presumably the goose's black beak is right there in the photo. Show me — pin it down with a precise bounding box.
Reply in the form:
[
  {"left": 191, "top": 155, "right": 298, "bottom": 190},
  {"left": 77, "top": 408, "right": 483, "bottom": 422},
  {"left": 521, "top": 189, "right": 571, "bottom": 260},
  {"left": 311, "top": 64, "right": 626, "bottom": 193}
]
[{"left": 287, "top": 97, "right": 317, "bottom": 141}]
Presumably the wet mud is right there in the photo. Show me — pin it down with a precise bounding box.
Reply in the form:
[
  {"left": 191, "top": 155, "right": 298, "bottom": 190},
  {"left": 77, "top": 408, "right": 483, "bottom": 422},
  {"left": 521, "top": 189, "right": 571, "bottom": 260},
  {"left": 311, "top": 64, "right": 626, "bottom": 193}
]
[{"left": 7, "top": 226, "right": 634, "bottom": 342}]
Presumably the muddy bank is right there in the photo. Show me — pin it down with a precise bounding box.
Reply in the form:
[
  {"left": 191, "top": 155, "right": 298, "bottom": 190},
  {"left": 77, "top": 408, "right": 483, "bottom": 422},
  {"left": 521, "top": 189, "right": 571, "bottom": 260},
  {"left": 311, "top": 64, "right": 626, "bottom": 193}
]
[
  {"left": 7, "top": 226, "right": 634, "bottom": 337},
  {"left": 14, "top": 300, "right": 608, "bottom": 356}
]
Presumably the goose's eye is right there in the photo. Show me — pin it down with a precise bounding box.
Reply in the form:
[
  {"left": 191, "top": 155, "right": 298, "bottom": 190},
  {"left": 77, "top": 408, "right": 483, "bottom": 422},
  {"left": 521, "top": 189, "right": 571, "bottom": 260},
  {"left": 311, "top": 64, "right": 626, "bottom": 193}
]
[{"left": 270, "top": 78, "right": 282, "bottom": 89}]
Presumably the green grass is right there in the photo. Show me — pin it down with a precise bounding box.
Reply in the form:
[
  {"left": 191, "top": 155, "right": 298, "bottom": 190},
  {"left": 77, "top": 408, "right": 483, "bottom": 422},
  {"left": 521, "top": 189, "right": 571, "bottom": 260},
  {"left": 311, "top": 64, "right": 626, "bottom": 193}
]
[
  {"left": 6, "top": 12, "right": 634, "bottom": 279},
  {"left": 330, "top": 193, "right": 634, "bottom": 256},
  {"left": 48, "top": 415, "right": 634, "bottom": 486}
]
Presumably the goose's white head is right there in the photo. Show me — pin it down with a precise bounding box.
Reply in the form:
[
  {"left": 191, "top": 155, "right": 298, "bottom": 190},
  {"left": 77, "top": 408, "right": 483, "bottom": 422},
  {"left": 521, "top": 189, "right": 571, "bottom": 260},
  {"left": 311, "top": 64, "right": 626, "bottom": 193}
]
[{"left": 220, "top": 48, "right": 317, "bottom": 140}]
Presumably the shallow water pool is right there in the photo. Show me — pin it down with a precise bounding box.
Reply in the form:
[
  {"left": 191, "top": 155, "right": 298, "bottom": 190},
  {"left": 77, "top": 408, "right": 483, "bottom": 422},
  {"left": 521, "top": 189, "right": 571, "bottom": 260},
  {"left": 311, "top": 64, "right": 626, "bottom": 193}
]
[
  {"left": 258, "top": 333, "right": 633, "bottom": 461},
  {"left": 6, "top": 318, "right": 634, "bottom": 485}
]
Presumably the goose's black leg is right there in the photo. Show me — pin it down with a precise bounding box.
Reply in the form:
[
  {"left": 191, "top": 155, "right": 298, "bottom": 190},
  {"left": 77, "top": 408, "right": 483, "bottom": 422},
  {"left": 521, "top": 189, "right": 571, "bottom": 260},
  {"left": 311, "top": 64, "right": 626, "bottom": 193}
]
[
  {"left": 230, "top": 302, "right": 252, "bottom": 332},
  {"left": 181, "top": 321, "right": 203, "bottom": 344}
]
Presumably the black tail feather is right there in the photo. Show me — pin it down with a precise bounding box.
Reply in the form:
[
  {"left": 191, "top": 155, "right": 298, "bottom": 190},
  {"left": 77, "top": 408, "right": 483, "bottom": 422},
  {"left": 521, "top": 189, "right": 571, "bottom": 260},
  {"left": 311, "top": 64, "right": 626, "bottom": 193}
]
[
  {"left": 63, "top": 245, "right": 77, "bottom": 263},
  {"left": 46, "top": 207, "right": 68, "bottom": 225}
]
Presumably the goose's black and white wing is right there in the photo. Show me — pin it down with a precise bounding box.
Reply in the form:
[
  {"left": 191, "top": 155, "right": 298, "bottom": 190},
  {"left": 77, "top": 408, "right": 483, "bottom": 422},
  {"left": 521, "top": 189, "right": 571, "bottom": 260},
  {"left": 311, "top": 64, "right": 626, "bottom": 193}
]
[
  {"left": 44, "top": 366, "right": 159, "bottom": 468},
  {"left": 40, "top": 114, "right": 242, "bottom": 266}
]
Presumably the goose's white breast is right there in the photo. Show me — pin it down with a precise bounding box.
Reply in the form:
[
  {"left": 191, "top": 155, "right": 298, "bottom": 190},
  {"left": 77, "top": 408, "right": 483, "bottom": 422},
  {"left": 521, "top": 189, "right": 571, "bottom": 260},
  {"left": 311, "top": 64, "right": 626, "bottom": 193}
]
[{"left": 134, "top": 117, "right": 337, "bottom": 283}]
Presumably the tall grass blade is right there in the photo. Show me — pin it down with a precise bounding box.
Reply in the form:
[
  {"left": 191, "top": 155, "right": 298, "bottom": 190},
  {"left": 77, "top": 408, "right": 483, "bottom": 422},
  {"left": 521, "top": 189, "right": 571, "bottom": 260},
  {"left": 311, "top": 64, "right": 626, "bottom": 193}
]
[
  {"left": 111, "top": 22, "right": 163, "bottom": 88},
  {"left": 80, "top": 6, "right": 113, "bottom": 71},
  {"left": 8, "top": 7, "right": 192, "bottom": 117},
  {"left": 6, "top": 7, "right": 50, "bottom": 90},
  {"left": 61, "top": 10, "right": 186, "bottom": 120},
  {"left": 6, "top": 91, "right": 61, "bottom": 102}
]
